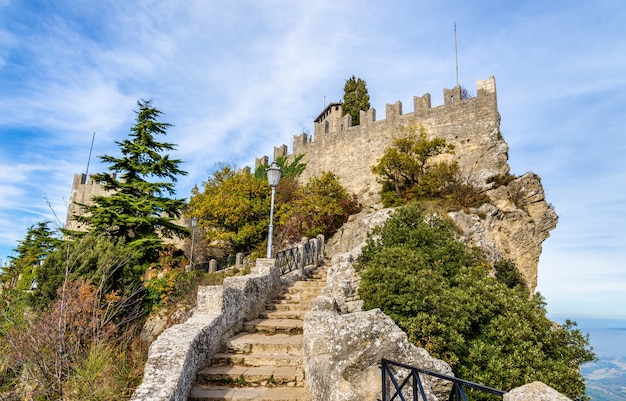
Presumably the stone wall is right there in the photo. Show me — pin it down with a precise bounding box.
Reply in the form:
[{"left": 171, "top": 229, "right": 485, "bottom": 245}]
[
  {"left": 65, "top": 173, "right": 114, "bottom": 231},
  {"left": 261, "top": 77, "right": 507, "bottom": 205},
  {"left": 130, "top": 258, "right": 313, "bottom": 401}
]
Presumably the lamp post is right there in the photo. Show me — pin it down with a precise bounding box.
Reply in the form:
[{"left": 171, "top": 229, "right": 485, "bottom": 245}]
[
  {"left": 190, "top": 217, "right": 197, "bottom": 269},
  {"left": 266, "top": 161, "right": 282, "bottom": 258}
]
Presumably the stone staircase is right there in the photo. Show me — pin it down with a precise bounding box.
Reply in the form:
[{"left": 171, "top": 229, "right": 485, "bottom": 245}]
[{"left": 188, "top": 266, "right": 327, "bottom": 401}]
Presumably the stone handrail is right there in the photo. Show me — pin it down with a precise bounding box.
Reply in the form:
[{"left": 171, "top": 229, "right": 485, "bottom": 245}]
[{"left": 130, "top": 236, "right": 324, "bottom": 401}]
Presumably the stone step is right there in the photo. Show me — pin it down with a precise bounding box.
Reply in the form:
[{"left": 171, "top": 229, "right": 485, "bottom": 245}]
[
  {"left": 282, "top": 287, "right": 324, "bottom": 297},
  {"left": 288, "top": 279, "right": 326, "bottom": 287},
  {"left": 227, "top": 333, "right": 303, "bottom": 355},
  {"left": 189, "top": 385, "right": 312, "bottom": 401},
  {"left": 259, "top": 309, "right": 306, "bottom": 320},
  {"left": 196, "top": 365, "right": 305, "bottom": 387},
  {"left": 272, "top": 294, "right": 317, "bottom": 305},
  {"left": 264, "top": 302, "right": 311, "bottom": 312},
  {"left": 244, "top": 318, "right": 303, "bottom": 335},
  {"left": 212, "top": 352, "right": 303, "bottom": 367},
  {"left": 189, "top": 265, "right": 326, "bottom": 401}
]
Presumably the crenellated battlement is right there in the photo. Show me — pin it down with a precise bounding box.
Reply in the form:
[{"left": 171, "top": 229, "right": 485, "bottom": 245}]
[{"left": 257, "top": 77, "right": 507, "bottom": 205}]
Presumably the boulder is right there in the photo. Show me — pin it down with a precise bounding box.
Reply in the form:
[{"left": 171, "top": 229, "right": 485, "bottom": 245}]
[
  {"left": 303, "top": 306, "right": 452, "bottom": 401},
  {"left": 504, "top": 381, "right": 572, "bottom": 401}
]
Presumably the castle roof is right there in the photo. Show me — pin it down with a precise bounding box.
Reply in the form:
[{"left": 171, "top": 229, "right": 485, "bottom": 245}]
[{"left": 314, "top": 102, "right": 343, "bottom": 123}]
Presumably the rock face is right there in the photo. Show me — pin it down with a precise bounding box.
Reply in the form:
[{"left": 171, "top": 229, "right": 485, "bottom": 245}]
[
  {"left": 504, "top": 381, "right": 572, "bottom": 401},
  {"left": 325, "top": 173, "right": 558, "bottom": 293},
  {"left": 449, "top": 172, "right": 558, "bottom": 291},
  {"left": 303, "top": 252, "right": 453, "bottom": 401}
]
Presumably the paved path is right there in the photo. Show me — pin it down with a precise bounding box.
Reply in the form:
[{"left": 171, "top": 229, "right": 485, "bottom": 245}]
[{"left": 188, "top": 266, "right": 327, "bottom": 401}]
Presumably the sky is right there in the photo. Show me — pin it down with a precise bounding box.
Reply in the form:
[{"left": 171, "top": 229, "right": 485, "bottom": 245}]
[{"left": 0, "top": 1, "right": 624, "bottom": 320}]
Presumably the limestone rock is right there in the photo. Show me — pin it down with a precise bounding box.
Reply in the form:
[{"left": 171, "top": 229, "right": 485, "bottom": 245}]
[
  {"left": 449, "top": 173, "right": 558, "bottom": 291},
  {"left": 325, "top": 207, "right": 393, "bottom": 257},
  {"left": 140, "top": 300, "right": 195, "bottom": 345},
  {"left": 304, "top": 254, "right": 452, "bottom": 401},
  {"left": 303, "top": 307, "right": 452, "bottom": 401},
  {"left": 504, "top": 381, "right": 572, "bottom": 401}
]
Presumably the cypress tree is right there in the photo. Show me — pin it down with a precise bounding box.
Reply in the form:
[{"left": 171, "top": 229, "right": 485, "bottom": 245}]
[{"left": 342, "top": 75, "right": 370, "bottom": 126}]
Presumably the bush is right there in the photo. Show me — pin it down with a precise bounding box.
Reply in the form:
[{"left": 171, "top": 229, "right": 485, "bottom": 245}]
[{"left": 357, "top": 204, "right": 594, "bottom": 399}]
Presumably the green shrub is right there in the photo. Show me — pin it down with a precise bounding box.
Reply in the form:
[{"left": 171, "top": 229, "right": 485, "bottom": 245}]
[{"left": 357, "top": 204, "right": 594, "bottom": 399}]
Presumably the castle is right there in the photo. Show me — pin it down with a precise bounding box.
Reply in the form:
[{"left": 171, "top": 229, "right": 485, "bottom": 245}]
[
  {"left": 70, "top": 77, "right": 504, "bottom": 224},
  {"left": 256, "top": 76, "right": 508, "bottom": 205},
  {"left": 256, "top": 76, "right": 556, "bottom": 292},
  {"left": 65, "top": 173, "right": 115, "bottom": 231},
  {"left": 66, "top": 76, "right": 556, "bottom": 292}
]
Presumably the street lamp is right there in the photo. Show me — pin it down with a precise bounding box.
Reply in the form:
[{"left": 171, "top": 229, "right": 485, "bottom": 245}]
[
  {"left": 190, "top": 217, "right": 198, "bottom": 269},
  {"left": 266, "top": 161, "right": 282, "bottom": 258}
]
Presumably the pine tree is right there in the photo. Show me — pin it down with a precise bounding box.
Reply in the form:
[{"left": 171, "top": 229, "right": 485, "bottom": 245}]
[
  {"left": 2, "top": 221, "right": 59, "bottom": 289},
  {"left": 74, "top": 100, "right": 188, "bottom": 258},
  {"left": 342, "top": 76, "right": 370, "bottom": 126}
]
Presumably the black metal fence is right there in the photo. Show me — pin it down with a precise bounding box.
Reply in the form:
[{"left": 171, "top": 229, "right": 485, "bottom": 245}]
[
  {"left": 381, "top": 359, "right": 505, "bottom": 401},
  {"left": 302, "top": 240, "right": 316, "bottom": 267},
  {"left": 274, "top": 236, "right": 323, "bottom": 276},
  {"left": 275, "top": 247, "right": 300, "bottom": 275}
]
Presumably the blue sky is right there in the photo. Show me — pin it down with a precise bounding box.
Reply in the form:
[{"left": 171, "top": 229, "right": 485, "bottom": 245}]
[{"left": 0, "top": 1, "right": 624, "bottom": 320}]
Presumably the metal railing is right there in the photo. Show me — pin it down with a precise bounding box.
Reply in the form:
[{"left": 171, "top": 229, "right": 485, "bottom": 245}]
[
  {"left": 274, "top": 236, "right": 323, "bottom": 276},
  {"left": 381, "top": 359, "right": 505, "bottom": 401},
  {"left": 302, "top": 240, "right": 316, "bottom": 267},
  {"left": 275, "top": 246, "right": 300, "bottom": 275}
]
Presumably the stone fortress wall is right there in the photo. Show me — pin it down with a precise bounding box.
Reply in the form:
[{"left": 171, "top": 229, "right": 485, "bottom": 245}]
[
  {"left": 257, "top": 76, "right": 509, "bottom": 206},
  {"left": 257, "top": 76, "right": 558, "bottom": 293},
  {"left": 65, "top": 173, "right": 115, "bottom": 231}
]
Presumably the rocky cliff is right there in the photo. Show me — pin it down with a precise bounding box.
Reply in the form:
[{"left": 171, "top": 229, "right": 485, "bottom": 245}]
[
  {"left": 283, "top": 77, "right": 558, "bottom": 292},
  {"left": 450, "top": 172, "right": 558, "bottom": 291},
  {"left": 327, "top": 171, "right": 558, "bottom": 293}
]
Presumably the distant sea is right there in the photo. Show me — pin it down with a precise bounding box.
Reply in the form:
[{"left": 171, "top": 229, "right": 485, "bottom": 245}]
[{"left": 552, "top": 316, "right": 626, "bottom": 401}]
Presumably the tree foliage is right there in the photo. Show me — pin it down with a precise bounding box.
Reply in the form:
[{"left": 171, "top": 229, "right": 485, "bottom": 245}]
[
  {"left": 357, "top": 205, "right": 595, "bottom": 399},
  {"left": 188, "top": 164, "right": 360, "bottom": 256},
  {"left": 1, "top": 230, "right": 153, "bottom": 399},
  {"left": 342, "top": 75, "right": 371, "bottom": 126},
  {"left": 2, "top": 221, "right": 59, "bottom": 290},
  {"left": 2, "top": 278, "right": 144, "bottom": 400},
  {"left": 74, "top": 99, "right": 188, "bottom": 259},
  {"left": 277, "top": 171, "right": 360, "bottom": 243},
  {"left": 372, "top": 121, "right": 456, "bottom": 205},
  {"left": 372, "top": 121, "right": 490, "bottom": 209},
  {"left": 32, "top": 234, "right": 144, "bottom": 309},
  {"left": 188, "top": 164, "right": 270, "bottom": 254}
]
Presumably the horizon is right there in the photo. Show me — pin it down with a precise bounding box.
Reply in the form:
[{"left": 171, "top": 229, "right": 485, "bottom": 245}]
[{"left": 0, "top": 1, "right": 624, "bottom": 320}]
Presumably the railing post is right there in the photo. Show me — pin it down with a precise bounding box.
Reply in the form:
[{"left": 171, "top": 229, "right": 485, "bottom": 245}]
[
  {"left": 316, "top": 234, "right": 325, "bottom": 264},
  {"left": 382, "top": 359, "right": 387, "bottom": 401},
  {"left": 309, "top": 238, "right": 318, "bottom": 267},
  {"left": 209, "top": 259, "right": 217, "bottom": 273},
  {"left": 297, "top": 243, "right": 305, "bottom": 275},
  {"left": 236, "top": 252, "right": 243, "bottom": 268}
]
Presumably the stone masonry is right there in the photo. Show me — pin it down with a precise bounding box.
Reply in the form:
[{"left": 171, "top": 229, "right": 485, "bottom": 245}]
[
  {"left": 258, "top": 76, "right": 557, "bottom": 293},
  {"left": 262, "top": 77, "right": 507, "bottom": 206}
]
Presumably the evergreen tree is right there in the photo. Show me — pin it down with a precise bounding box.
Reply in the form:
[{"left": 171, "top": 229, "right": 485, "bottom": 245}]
[
  {"left": 2, "top": 221, "right": 59, "bottom": 290},
  {"left": 74, "top": 100, "right": 188, "bottom": 259},
  {"left": 342, "top": 76, "right": 370, "bottom": 126}
]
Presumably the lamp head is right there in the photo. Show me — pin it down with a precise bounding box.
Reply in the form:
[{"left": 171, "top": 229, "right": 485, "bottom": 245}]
[{"left": 266, "top": 161, "right": 282, "bottom": 187}]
